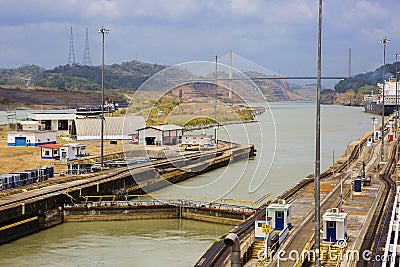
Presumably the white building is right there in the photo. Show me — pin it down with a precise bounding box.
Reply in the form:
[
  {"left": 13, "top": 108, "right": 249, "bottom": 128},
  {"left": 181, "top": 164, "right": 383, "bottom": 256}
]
[
  {"left": 137, "top": 125, "right": 184, "bottom": 145},
  {"left": 266, "top": 201, "right": 292, "bottom": 231},
  {"left": 40, "top": 144, "right": 62, "bottom": 159},
  {"left": 182, "top": 135, "right": 213, "bottom": 146},
  {"left": 322, "top": 209, "right": 348, "bottom": 243},
  {"left": 8, "top": 131, "right": 57, "bottom": 146},
  {"left": 19, "top": 119, "right": 41, "bottom": 131},
  {"left": 254, "top": 217, "right": 269, "bottom": 240},
  {"left": 30, "top": 111, "right": 76, "bottom": 135},
  {"left": 60, "top": 143, "right": 86, "bottom": 161}
]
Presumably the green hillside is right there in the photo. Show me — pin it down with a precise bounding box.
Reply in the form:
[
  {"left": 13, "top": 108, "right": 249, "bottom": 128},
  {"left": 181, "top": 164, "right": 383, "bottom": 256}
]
[
  {"left": 0, "top": 61, "right": 166, "bottom": 91},
  {"left": 2, "top": 61, "right": 394, "bottom": 105},
  {"left": 335, "top": 63, "right": 398, "bottom": 93}
]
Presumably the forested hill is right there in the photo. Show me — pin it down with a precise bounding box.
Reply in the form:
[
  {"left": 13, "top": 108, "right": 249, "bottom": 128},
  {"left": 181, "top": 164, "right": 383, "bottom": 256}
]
[
  {"left": 0, "top": 61, "right": 310, "bottom": 101},
  {"left": 3, "top": 60, "right": 394, "bottom": 105},
  {"left": 309, "top": 63, "right": 399, "bottom": 105},
  {"left": 0, "top": 61, "right": 166, "bottom": 91},
  {"left": 335, "top": 63, "right": 398, "bottom": 93}
]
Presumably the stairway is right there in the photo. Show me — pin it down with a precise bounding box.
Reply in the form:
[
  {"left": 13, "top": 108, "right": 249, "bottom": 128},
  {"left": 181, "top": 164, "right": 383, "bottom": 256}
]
[{"left": 251, "top": 240, "right": 266, "bottom": 259}]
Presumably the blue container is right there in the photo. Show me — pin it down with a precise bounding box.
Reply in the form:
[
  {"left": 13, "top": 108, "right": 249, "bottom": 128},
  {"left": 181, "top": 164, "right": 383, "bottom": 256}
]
[
  {"left": 0, "top": 175, "right": 9, "bottom": 189},
  {"left": 25, "top": 170, "right": 37, "bottom": 183},
  {"left": 14, "top": 172, "right": 28, "bottom": 185},
  {"left": 37, "top": 169, "right": 46, "bottom": 182},
  {"left": 46, "top": 167, "right": 54, "bottom": 178},
  {"left": 354, "top": 179, "right": 362, "bottom": 192}
]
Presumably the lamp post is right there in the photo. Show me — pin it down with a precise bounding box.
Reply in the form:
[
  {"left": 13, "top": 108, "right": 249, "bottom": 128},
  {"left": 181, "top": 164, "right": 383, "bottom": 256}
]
[
  {"left": 371, "top": 117, "right": 376, "bottom": 142},
  {"left": 214, "top": 54, "right": 218, "bottom": 146},
  {"left": 99, "top": 26, "right": 109, "bottom": 169},
  {"left": 380, "top": 37, "right": 389, "bottom": 162},
  {"left": 314, "top": 0, "right": 322, "bottom": 266},
  {"left": 395, "top": 54, "right": 400, "bottom": 137}
]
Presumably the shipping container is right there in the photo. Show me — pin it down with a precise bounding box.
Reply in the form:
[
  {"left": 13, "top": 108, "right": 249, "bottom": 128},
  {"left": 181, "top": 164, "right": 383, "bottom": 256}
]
[
  {"left": 354, "top": 179, "right": 362, "bottom": 192},
  {"left": 0, "top": 175, "right": 10, "bottom": 189},
  {"left": 46, "top": 166, "right": 54, "bottom": 178}
]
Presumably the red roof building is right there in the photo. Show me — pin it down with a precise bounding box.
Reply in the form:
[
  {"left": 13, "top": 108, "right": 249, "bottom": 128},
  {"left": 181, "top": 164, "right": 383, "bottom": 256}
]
[{"left": 40, "top": 144, "right": 62, "bottom": 159}]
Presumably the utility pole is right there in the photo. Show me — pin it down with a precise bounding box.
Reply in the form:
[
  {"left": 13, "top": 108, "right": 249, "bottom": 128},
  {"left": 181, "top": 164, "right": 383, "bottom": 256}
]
[
  {"left": 229, "top": 50, "right": 233, "bottom": 105},
  {"left": 99, "top": 26, "right": 109, "bottom": 169},
  {"left": 380, "top": 37, "right": 390, "bottom": 162},
  {"left": 314, "top": 0, "right": 323, "bottom": 266},
  {"left": 214, "top": 54, "right": 218, "bottom": 146},
  {"left": 395, "top": 53, "right": 399, "bottom": 137}
]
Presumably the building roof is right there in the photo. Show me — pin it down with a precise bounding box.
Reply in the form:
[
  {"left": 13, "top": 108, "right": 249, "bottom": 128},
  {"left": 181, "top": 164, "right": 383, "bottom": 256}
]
[
  {"left": 8, "top": 130, "right": 57, "bottom": 135},
  {"left": 75, "top": 115, "right": 146, "bottom": 140},
  {"left": 62, "top": 143, "right": 86, "bottom": 147},
  {"left": 40, "top": 144, "right": 62, "bottom": 149},
  {"left": 19, "top": 119, "right": 40, "bottom": 125},
  {"left": 30, "top": 111, "right": 76, "bottom": 121},
  {"left": 183, "top": 134, "right": 213, "bottom": 138},
  {"left": 267, "top": 203, "right": 291, "bottom": 210},
  {"left": 323, "top": 212, "right": 348, "bottom": 221},
  {"left": 137, "top": 124, "right": 184, "bottom": 132}
]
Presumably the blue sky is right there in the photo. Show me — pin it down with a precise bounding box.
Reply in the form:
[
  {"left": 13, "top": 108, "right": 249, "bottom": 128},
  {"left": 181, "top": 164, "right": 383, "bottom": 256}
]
[{"left": 1, "top": 0, "right": 400, "bottom": 88}]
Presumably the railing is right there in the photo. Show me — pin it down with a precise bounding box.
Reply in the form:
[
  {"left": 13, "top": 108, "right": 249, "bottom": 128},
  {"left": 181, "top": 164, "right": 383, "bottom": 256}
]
[
  {"left": 381, "top": 186, "right": 400, "bottom": 267},
  {"left": 64, "top": 193, "right": 271, "bottom": 214}
]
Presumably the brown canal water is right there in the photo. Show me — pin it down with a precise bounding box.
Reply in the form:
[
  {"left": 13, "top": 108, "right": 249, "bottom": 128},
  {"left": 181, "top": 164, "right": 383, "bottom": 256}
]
[{"left": 0, "top": 102, "right": 374, "bottom": 266}]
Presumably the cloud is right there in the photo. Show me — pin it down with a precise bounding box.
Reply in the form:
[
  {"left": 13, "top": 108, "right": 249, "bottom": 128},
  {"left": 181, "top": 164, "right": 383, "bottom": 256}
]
[
  {"left": 343, "top": 0, "right": 387, "bottom": 21},
  {"left": 1, "top": 0, "right": 400, "bottom": 88}
]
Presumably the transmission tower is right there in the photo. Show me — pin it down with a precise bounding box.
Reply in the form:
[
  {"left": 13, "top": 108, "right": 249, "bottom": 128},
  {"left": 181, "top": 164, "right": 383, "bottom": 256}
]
[
  {"left": 68, "top": 26, "right": 76, "bottom": 65},
  {"left": 82, "top": 27, "right": 93, "bottom": 66}
]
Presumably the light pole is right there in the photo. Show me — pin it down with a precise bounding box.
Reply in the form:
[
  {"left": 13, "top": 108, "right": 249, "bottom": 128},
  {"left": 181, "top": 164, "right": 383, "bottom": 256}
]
[
  {"left": 395, "top": 54, "right": 400, "bottom": 137},
  {"left": 99, "top": 26, "right": 109, "bottom": 169},
  {"left": 380, "top": 37, "right": 390, "bottom": 162},
  {"left": 314, "top": 0, "right": 322, "bottom": 266},
  {"left": 371, "top": 117, "right": 376, "bottom": 142},
  {"left": 214, "top": 54, "right": 218, "bottom": 146}
]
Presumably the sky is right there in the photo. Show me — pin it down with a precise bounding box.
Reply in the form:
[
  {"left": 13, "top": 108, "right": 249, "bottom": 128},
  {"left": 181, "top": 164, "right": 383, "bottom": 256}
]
[{"left": 1, "top": 0, "right": 400, "bottom": 88}]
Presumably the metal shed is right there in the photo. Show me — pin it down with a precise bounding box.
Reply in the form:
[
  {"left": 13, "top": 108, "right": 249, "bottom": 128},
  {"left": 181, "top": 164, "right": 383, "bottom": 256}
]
[
  {"left": 73, "top": 115, "right": 145, "bottom": 140},
  {"left": 136, "top": 125, "right": 184, "bottom": 146}
]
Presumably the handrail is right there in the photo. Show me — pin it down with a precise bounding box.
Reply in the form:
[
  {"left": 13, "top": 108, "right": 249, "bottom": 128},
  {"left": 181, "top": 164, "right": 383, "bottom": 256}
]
[{"left": 64, "top": 193, "right": 266, "bottom": 213}]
